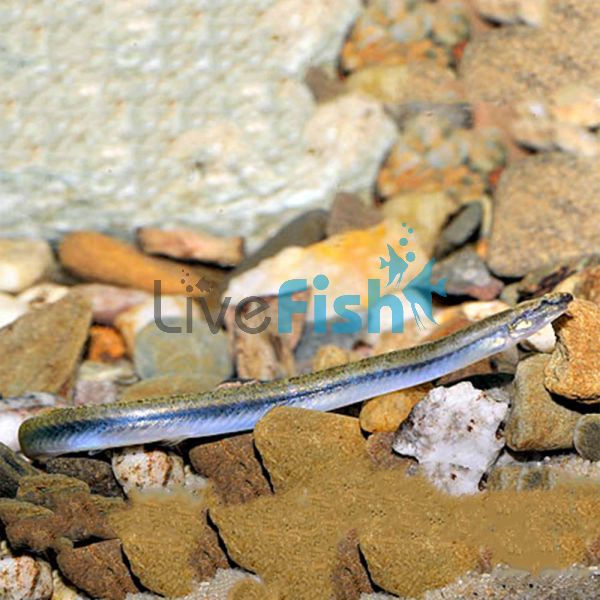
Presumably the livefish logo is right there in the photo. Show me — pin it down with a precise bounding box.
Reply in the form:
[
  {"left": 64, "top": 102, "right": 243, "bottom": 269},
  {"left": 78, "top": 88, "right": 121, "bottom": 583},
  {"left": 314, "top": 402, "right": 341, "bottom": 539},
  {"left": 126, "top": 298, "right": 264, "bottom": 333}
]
[
  {"left": 154, "top": 223, "right": 447, "bottom": 335},
  {"left": 278, "top": 223, "right": 447, "bottom": 334}
]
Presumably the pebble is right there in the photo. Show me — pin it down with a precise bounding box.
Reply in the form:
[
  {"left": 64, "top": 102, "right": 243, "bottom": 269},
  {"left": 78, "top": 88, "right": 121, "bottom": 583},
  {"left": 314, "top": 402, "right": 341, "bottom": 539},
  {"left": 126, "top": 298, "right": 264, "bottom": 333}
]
[
  {"left": 545, "top": 299, "right": 600, "bottom": 403},
  {"left": 17, "top": 283, "right": 69, "bottom": 309},
  {"left": 225, "top": 294, "right": 304, "bottom": 380},
  {"left": 189, "top": 434, "right": 272, "bottom": 505},
  {"left": 434, "top": 201, "right": 483, "bottom": 258},
  {"left": 433, "top": 246, "right": 503, "bottom": 300},
  {"left": 59, "top": 232, "right": 222, "bottom": 297},
  {"left": 137, "top": 227, "right": 244, "bottom": 267},
  {"left": 0, "top": 555, "right": 53, "bottom": 600},
  {"left": 74, "top": 284, "right": 151, "bottom": 326},
  {"left": 393, "top": 382, "right": 508, "bottom": 495},
  {"left": 134, "top": 316, "right": 231, "bottom": 384},
  {"left": 228, "top": 209, "right": 328, "bottom": 281},
  {"left": 505, "top": 354, "right": 581, "bottom": 451},
  {"left": 359, "top": 384, "right": 432, "bottom": 433},
  {"left": 109, "top": 491, "right": 228, "bottom": 597},
  {"left": 311, "top": 344, "right": 351, "bottom": 371},
  {"left": 0, "top": 294, "right": 92, "bottom": 399},
  {"left": 114, "top": 296, "right": 199, "bottom": 356},
  {"left": 0, "top": 293, "right": 27, "bottom": 330},
  {"left": 45, "top": 457, "right": 123, "bottom": 498},
  {"left": 111, "top": 446, "right": 185, "bottom": 495},
  {"left": 573, "top": 415, "right": 600, "bottom": 462},
  {"left": 0, "top": 239, "right": 54, "bottom": 293},
  {"left": 56, "top": 540, "right": 138, "bottom": 600},
  {"left": 119, "top": 375, "right": 212, "bottom": 403},
  {"left": 0, "top": 442, "right": 40, "bottom": 498},
  {"left": 87, "top": 326, "right": 126, "bottom": 363},
  {"left": 326, "top": 192, "right": 383, "bottom": 237},
  {"left": 487, "top": 153, "right": 600, "bottom": 277}
]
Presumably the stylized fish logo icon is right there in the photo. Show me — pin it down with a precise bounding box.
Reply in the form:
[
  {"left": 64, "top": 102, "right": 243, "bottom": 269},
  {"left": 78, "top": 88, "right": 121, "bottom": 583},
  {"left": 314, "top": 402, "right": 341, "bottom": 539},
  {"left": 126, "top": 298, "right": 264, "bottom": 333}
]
[{"left": 379, "top": 243, "right": 415, "bottom": 287}]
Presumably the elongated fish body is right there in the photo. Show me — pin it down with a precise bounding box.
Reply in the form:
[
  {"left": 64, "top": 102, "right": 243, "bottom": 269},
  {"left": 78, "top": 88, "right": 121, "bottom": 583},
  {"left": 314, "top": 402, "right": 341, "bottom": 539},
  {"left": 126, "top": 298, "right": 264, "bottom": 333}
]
[{"left": 19, "top": 293, "right": 572, "bottom": 458}]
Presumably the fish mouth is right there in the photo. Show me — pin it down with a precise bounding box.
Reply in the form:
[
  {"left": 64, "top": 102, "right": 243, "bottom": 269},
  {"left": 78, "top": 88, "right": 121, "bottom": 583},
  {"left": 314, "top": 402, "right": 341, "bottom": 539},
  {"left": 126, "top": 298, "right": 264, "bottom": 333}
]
[{"left": 536, "top": 291, "right": 573, "bottom": 320}]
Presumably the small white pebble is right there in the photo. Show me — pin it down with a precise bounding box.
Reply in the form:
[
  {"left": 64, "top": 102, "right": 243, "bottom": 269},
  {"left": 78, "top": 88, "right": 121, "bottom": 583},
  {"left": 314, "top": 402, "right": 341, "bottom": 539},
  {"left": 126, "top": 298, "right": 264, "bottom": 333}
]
[
  {"left": 0, "top": 556, "right": 53, "bottom": 600},
  {"left": 111, "top": 446, "right": 185, "bottom": 495}
]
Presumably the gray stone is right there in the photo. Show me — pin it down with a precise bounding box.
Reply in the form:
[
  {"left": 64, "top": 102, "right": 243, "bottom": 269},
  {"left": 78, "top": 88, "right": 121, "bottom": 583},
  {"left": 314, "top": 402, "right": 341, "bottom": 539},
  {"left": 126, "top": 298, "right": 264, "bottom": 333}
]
[
  {"left": 133, "top": 317, "right": 232, "bottom": 384},
  {"left": 434, "top": 201, "right": 482, "bottom": 259},
  {"left": 505, "top": 354, "right": 582, "bottom": 451},
  {"left": 433, "top": 246, "right": 503, "bottom": 300},
  {"left": 574, "top": 415, "right": 600, "bottom": 462}
]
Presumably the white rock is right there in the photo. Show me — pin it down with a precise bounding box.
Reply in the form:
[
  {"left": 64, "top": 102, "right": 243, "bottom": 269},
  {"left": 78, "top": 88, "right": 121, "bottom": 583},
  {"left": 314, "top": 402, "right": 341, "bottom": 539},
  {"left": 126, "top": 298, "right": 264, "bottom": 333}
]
[
  {"left": 17, "top": 283, "right": 69, "bottom": 309},
  {"left": 52, "top": 570, "right": 91, "bottom": 600},
  {"left": 520, "top": 322, "right": 556, "bottom": 353},
  {"left": 303, "top": 93, "right": 397, "bottom": 191},
  {"left": 0, "top": 240, "right": 54, "bottom": 293},
  {"left": 111, "top": 446, "right": 185, "bottom": 495},
  {"left": 0, "top": 0, "right": 385, "bottom": 251},
  {"left": 393, "top": 382, "right": 508, "bottom": 495},
  {"left": 0, "top": 556, "right": 53, "bottom": 600},
  {"left": 0, "top": 293, "right": 27, "bottom": 330},
  {"left": 74, "top": 284, "right": 151, "bottom": 326}
]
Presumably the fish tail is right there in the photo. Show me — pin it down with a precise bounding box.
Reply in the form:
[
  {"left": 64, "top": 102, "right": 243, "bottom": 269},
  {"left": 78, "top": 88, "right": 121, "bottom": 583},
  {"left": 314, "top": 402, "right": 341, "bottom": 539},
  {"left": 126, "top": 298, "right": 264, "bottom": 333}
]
[{"left": 379, "top": 256, "right": 389, "bottom": 269}]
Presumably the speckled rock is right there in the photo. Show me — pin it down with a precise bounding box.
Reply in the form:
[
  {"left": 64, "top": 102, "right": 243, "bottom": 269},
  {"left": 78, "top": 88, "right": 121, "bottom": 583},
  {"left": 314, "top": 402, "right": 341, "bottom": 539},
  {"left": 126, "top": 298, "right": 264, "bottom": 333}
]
[
  {"left": 0, "top": 555, "right": 53, "bottom": 600},
  {"left": 545, "top": 299, "right": 600, "bottom": 403},
  {"left": 189, "top": 434, "right": 272, "bottom": 505},
  {"left": 359, "top": 384, "right": 432, "bottom": 433},
  {"left": 574, "top": 416, "right": 600, "bottom": 462},
  {"left": 45, "top": 457, "right": 123, "bottom": 498},
  {"left": 56, "top": 540, "right": 138, "bottom": 600},
  {"left": 0, "top": 239, "right": 54, "bottom": 293},
  {"left": 0, "top": 294, "right": 92, "bottom": 399},
  {"left": 433, "top": 246, "right": 503, "bottom": 300},
  {"left": 111, "top": 447, "right": 185, "bottom": 495},
  {"left": 392, "top": 382, "right": 508, "bottom": 495},
  {"left": 487, "top": 155, "right": 600, "bottom": 278},
  {"left": 133, "top": 317, "right": 231, "bottom": 383},
  {"left": 109, "top": 490, "right": 228, "bottom": 597},
  {"left": 505, "top": 354, "right": 581, "bottom": 451}
]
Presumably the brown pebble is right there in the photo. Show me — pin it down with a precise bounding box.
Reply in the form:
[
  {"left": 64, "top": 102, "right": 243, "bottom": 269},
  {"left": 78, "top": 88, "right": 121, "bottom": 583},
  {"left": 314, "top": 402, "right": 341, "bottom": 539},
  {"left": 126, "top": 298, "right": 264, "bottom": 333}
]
[
  {"left": 56, "top": 539, "right": 139, "bottom": 600},
  {"left": 59, "top": 231, "right": 222, "bottom": 297},
  {"left": 0, "top": 294, "right": 92, "bottom": 399},
  {"left": 45, "top": 457, "right": 123, "bottom": 498},
  {"left": 189, "top": 434, "right": 272, "bottom": 506}
]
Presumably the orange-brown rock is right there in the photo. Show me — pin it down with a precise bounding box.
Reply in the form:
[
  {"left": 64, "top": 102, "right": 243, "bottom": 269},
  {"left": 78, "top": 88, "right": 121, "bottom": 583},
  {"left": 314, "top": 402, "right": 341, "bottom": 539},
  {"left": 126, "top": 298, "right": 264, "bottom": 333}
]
[
  {"left": 59, "top": 231, "right": 222, "bottom": 297},
  {"left": 545, "top": 299, "right": 600, "bottom": 403},
  {"left": 87, "top": 326, "right": 126, "bottom": 362}
]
